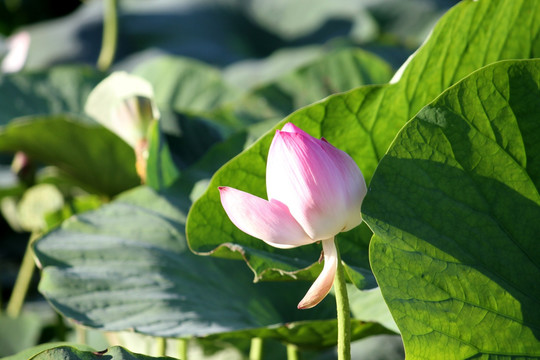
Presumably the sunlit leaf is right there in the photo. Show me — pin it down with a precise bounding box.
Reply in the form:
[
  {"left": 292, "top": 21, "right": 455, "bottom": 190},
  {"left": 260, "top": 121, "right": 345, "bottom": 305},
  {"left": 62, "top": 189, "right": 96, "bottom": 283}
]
[{"left": 363, "top": 59, "right": 540, "bottom": 359}]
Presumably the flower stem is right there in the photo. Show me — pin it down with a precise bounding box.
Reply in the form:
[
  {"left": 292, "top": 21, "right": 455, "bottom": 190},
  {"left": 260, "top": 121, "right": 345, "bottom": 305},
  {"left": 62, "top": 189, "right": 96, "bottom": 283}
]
[
  {"left": 249, "top": 337, "right": 263, "bottom": 360},
  {"left": 178, "top": 338, "right": 188, "bottom": 360},
  {"left": 156, "top": 337, "right": 166, "bottom": 356},
  {"left": 6, "top": 233, "right": 37, "bottom": 317},
  {"left": 286, "top": 343, "right": 299, "bottom": 360},
  {"left": 334, "top": 238, "right": 351, "bottom": 360},
  {"left": 97, "top": 0, "right": 118, "bottom": 71}
]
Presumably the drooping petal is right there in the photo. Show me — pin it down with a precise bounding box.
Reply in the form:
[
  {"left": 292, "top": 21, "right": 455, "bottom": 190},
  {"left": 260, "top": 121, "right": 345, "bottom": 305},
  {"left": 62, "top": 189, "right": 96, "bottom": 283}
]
[
  {"left": 219, "top": 187, "right": 314, "bottom": 249},
  {"left": 297, "top": 238, "right": 337, "bottom": 309},
  {"left": 266, "top": 125, "right": 366, "bottom": 240}
]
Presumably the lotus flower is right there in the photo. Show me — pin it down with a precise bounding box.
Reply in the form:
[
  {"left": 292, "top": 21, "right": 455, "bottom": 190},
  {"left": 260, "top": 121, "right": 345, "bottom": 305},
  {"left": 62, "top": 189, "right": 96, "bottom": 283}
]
[
  {"left": 85, "top": 72, "right": 160, "bottom": 182},
  {"left": 219, "top": 123, "right": 367, "bottom": 309}
]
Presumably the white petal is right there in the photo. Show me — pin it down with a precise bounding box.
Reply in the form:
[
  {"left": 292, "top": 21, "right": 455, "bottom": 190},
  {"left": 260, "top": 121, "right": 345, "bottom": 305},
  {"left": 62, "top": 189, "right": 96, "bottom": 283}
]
[
  {"left": 297, "top": 238, "right": 337, "bottom": 309},
  {"left": 219, "top": 187, "right": 314, "bottom": 249},
  {"left": 85, "top": 72, "right": 158, "bottom": 148}
]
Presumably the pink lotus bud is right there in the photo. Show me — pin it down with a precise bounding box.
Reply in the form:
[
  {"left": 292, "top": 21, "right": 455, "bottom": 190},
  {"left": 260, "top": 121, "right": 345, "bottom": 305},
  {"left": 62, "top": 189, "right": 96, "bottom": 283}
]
[{"left": 219, "top": 123, "right": 367, "bottom": 309}]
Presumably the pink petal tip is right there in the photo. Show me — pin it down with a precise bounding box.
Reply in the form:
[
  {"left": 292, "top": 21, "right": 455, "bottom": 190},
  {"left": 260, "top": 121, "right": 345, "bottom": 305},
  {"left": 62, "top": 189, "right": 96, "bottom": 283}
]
[{"left": 297, "top": 238, "right": 337, "bottom": 309}]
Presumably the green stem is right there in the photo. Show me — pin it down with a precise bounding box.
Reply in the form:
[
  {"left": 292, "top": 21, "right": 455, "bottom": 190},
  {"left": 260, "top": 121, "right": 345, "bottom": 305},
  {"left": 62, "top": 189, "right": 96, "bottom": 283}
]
[
  {"left": 249, "top": 337, "right": 263, "bottom": 360},
  {"left": 286, "top": 343, "right": 299, "bottom": 360},
  {"left": 334, "top": 239, "right": 351, "bottom": 360},
  {"left": 178, "top": 338, "right": 188, "bottom": 360},
  {"left": 6, "top": 233, "right": 38, "bottom": 317},
  {"left": 97, "top": 0, "right": 118, "bottom": 71},
  {"left": 156, "top": 337, "right": 166, "bottom": 357}
]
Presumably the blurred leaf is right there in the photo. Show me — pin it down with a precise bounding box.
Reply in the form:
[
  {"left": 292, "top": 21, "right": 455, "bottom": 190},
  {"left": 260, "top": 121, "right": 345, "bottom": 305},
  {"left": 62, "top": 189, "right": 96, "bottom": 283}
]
[
  {"left": 186, "top": 0, "right": 540, "bottom": 286},
  {"left": 220, "top": 47, "right": 394, "bottom": 127},
  {"left": 0, "top": 313, "right": 42, "bottom": 357},
  {"left": 365, "top": 0, "right": 457, "bottom": 46},
  {"left": 178, "top": 130, "right": 253, "bottom": 200},
  {"left": 349, "top": 335, "right": 404, "bottom": 360},
  {"left": 363, "top": 60, "right": 540, "bottom": 358},
  {"left": 203, "top": 319, "right": 391, "bottom": 350},
  {"left": 0, "top": 0, "right": 80, "bottom": 36},
  {"left": 245, "top": 0, "right": 377, "bottom": 42},
  {"left": 2, "top": 343, "right": 95, "bottom": 360},
  {"left": 34, "top": 186, "right": 390, "bottom": 346},
  {"left": 0, "top": 164, "right": 24, "bottom": 200},
  {"left": 0, "top": 65, "right": 105, "bottom": 125},
  {"left": 21, "top": 0, "right": 286, "bottom": 71},
  {"left": 222, "top": 46, "right": 327, "bottom": 91},
  {"left": 312, "top": 335, "right": 404, "bottom": 360},
  {"left": 0, "top": 115, "right": 140, "bottom": 196},
  {"left": 348, "top": 286, "right": 398, "bottom": 334},
  {"left": 145, "top": 110, "right": 224, "bottom": 191},
  {"left": 242, "top": 47, "right": 394, "bottom": 121},
  {"left": 7, "top": 345, "right": 172, "bottom": 360},
  {"left": 158, "top": 111, "right": 223, "bottom": 170},
  {"left": 134, "top": 56, "right": 241, "bottom": 119}
]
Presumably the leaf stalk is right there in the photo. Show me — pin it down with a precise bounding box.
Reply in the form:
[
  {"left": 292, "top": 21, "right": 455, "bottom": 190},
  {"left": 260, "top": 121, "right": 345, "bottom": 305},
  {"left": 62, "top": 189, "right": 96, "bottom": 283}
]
[
  {"left": 97, "top": 0, "right": 118, "bottom": 71},
  {"left": 249, "top": 337, "right": 263, "bottom": 360},
  {"left": 334, "top": 238, "right": 351, "bottom": 360},
  {"left": 6, "top": 233, "right": 38, "bottom": 317}
]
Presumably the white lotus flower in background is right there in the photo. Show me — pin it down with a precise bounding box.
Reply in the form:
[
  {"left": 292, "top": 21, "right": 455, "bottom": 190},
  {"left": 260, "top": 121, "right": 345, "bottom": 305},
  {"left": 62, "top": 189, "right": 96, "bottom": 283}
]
[
  {"left": 85, "top": 72, "right": 160, "bottom": 182},
  {"left": 219, "top": 123, "right": 367, "bottom": 309},
  {"left": 2, "top": 31, "right": 30, "bottom": 73}
]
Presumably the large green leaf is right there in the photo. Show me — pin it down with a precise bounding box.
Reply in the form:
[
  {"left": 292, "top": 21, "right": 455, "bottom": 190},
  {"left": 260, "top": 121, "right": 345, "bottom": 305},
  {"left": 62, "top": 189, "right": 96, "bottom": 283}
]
[
  {"left": 0, "top": 66, "right": 104, "bottom": 125},
  {"left": 0, "top": 115, "right": 139, "bottom": 196},
  {"left": 34, "top": 186, "right": 390, "bottom": 345},
  {"left": 363, "top": 59, "right": 540, "bottom": 358},
  {"left": 186, "top": 0, "right": 540, "bottom": 286}
]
